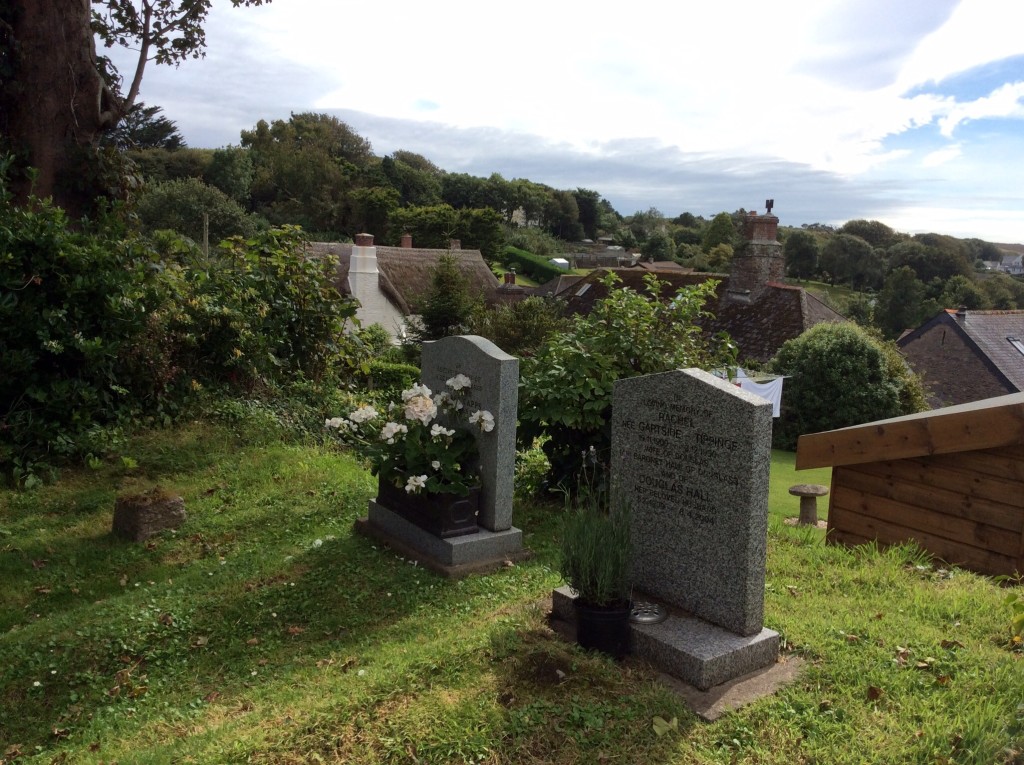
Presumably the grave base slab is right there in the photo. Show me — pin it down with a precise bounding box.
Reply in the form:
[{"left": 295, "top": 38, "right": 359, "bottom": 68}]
[
  {"left": 355, "top": 500, "right": 531, "bottom": 578},
  {"left": 552, "top": 586, "right": 779, "bottom": 691}
]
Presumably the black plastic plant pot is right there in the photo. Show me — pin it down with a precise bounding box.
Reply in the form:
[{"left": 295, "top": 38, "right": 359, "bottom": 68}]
[{"left": 574, "top": 600, "right": 632, "bottom": 659}]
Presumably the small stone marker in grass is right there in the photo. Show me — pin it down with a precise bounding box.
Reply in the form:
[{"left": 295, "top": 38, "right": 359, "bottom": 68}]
[{"left": 112, "top": 488, "right": 185, "bottom": 542}]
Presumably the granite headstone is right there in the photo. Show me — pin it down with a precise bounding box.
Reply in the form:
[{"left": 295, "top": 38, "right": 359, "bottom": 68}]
[
  {"left": 611, "top": 368, "right": 772, "bottom": 635},
  {"left": 420, "top": 335, "right": 518, "bottom": 531}
]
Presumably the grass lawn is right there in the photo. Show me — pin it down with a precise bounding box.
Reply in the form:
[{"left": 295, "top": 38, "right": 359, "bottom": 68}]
[{"left": 1, "top": 423, "right": 1021, "bottom": 764}]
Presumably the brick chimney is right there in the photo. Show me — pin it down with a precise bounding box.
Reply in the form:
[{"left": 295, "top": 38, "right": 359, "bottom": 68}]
[
  {"left": 400, "top": 233, "right": 412, "bottom": 248},
  {"left": 726, "top": 204, "right": 783, "bottom": 304}
]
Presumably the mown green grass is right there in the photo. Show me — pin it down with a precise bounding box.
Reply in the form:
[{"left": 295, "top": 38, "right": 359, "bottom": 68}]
[{"left": 1, "top": 424, "right": 1021, "bottom": 764}]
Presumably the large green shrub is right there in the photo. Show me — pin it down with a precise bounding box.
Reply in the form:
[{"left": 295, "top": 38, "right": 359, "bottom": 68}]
[
  {"left": 136, "top": 177, "right": 261, "bottom": 243},
  {"left": 0, "top": 182, "right": 161, "bottom": 475},
  {"left": 769, "top": 322, "right": 928, "bottom": 450},
  {"left": 470, "top": 296, "right": 568, "bottom": 358},
  {"left": 519, "top": 273, "right": 736, "bottom": 487}
]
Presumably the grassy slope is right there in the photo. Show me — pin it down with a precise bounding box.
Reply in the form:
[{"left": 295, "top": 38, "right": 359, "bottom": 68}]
[{"left": 0, "top": 426, "right": 1020, "bottom": 764}]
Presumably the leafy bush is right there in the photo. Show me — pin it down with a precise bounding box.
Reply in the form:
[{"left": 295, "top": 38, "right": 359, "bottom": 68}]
[
  {"left": 503, "top": 225, "right": 565, "bottom": 258},
  {"left": 470, "top": 296, "right": 568, "bottom": 358},
  {"left": 136, "top": 177, "right": 262, "bottom": 243},
  {"left": 502, "top": 246, "right": 568, "bottom": 284},
  {"left": 0, "top": 159, "right": 359, "bottom": 479},
  {"left": 0, "top": 181, "right": 161, "bottom": 476},
  {"left": 769, "top": 322, "right": 928, "bottom": 450},
  {"left": 167, "top": 225, "right": 359, "bottom": 389},
  {"left": 518, "top": 273, "right": 736, "bottom": 486}
]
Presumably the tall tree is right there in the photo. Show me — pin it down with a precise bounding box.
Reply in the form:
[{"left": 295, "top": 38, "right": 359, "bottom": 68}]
[
  {"left": 783, "top": 230, "right": 820, "bottom": 279},
  {"left": 102, "top": 102, "right": 185, "bottom": 150},
  {"left": 0, "top": 0, "right": 268, "bottom": 213},
  {"left": 701, "top": 212, "right": 737, "bottom": 253}
]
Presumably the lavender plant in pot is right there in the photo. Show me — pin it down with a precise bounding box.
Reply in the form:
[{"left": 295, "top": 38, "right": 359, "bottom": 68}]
[
  {"left": 326, "top": 374, "right": 495, "bottom": 538},
  {"left": 559, "top": 457, "right": 633, "bottom": 659}
]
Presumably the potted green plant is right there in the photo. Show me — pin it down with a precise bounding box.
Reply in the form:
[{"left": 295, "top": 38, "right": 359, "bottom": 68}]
[
  {"left": 559, "top": 459, "right": 633, "bottom": 659},
  {"left": 326, "top": 374, "right": 495, "bottom": 538}
]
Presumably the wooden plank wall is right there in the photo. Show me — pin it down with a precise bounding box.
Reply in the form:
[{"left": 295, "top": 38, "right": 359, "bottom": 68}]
[{"left": 827, "top": 444, "right": 1024, "bottom": 576}]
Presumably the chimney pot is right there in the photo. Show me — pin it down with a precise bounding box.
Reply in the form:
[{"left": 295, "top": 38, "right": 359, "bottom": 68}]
[
  {"left": 400, "top": 233, "right": 412, "bottom": 248},
  {"left": 354, "top": 233, "right": 374, "bottom": 247},
  {"left": 449, "top": 239, "right": 461, "bottom": 250}
]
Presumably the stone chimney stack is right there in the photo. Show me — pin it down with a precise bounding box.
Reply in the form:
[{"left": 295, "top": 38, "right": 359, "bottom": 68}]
[
  {"left": 726, "top": 203, "right": 784, "bottom": 304},
  {"left": 400, "top": 233, "right": 413, "bottom": 248}
]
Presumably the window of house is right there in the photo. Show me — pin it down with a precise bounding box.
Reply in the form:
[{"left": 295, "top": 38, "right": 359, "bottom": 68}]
[{"left": 1008, "top": 337, "right": 1024, "bottom": 356}]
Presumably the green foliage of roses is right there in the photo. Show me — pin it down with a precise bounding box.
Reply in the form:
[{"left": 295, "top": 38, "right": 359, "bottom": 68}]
[
  {"left": 769, "top": 322, "right": 928, "bottom": 450},
  {"left": 519, "top": 273, "right": 737, "bottom": 486}
]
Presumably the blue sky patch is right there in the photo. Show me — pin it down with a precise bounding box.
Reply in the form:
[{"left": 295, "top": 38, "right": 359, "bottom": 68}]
[{"left": 905, "top": 54, "right": 1024, "bottom": 99}]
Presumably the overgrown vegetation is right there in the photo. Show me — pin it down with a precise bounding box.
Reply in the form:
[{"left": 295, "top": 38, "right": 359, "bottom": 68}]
[
  {"left": 1, "top": 422, "right": 1021, "bottom": 764},
  {"left": 0, "top": 165, "right": 359, "bottom": 483}
]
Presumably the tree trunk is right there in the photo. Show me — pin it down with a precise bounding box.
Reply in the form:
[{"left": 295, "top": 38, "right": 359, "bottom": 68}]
[{"left": 2, "top": 0, "right": 116, "bottom": 215}]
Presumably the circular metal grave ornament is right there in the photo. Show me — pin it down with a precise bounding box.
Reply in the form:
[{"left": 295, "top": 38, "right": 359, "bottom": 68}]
[{"left": 630, "top": 601, "right": 668, "bottom": 625}]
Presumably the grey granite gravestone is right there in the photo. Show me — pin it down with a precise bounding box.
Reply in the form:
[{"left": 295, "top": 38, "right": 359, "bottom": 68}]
[
  {"left": 613, "top": 368, "right": 772, "bottom": 635},
  {"left": 420, "top": 335, "right": 518, "bottom": 532},
  {"left": 357, "top": 335, "right": 529, "bottom": 577},
  {"left": 554, "top": 367, "right": 779, "bottom": 690}
]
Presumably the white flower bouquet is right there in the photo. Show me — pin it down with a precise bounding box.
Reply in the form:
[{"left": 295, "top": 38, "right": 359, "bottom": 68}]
[{"left": 326, "top": 374, "right": 494, "bottom": 496}]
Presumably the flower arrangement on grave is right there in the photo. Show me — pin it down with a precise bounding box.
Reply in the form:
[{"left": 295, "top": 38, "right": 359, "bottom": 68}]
[{"left": 326, "top": 374, "right": 494, "bottom": 497}]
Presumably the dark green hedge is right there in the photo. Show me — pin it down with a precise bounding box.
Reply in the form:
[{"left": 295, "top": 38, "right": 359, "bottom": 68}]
[{"left": 502, "top": 246, "right": 569, "bottom": 283}]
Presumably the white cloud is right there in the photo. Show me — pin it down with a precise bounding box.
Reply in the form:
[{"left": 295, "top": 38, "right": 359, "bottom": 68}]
[
  {"left": 921, "top": 143, "right": 963, "bottom": 167},
  {"left": 937, "top": 81, "right": 1024, "bottom": 136}
]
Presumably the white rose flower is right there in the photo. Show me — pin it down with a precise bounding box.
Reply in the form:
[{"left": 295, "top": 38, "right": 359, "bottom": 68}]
[
  {"left": 402, "top": 383, "right": 432, "bottom": 402},
  {"left": 469, "top": 410, "right": 495, "bottom": 433},
  {"left": 404, "top": 394, "right": 437, "bottom": 425},
  {"left": 446, "top": 374, "right": 471, "bottom": 391},
  {"left": 405, "top": 474, "right": 428, "bottom": 494},
  {"left": 381, "top": 422, "right": 408, "bottom": 444},
  {"left": 349, "top": 405, "right": 378, "bottom": 424},
  {"left": 431, "top": 460, "right": 441, "bottom": 470},
  {"left": 430, "top": 423, "right": 455, "bottom": 439},
  {"left": 324, "top": 417, "right": 346, "bottom": 429}
]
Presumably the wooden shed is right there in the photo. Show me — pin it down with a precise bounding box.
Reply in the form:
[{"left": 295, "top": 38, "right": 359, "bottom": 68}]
[{"left": 796, "top": 393, "right": 1024, "bottom": 577}]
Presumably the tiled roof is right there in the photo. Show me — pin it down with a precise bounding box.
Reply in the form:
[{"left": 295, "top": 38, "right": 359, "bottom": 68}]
[
  {"left": 307, "top": 242, "right": 500, "bottom": 314},
  {"left": 945, "top": 310, "right": 1024, "bottom": 390}
]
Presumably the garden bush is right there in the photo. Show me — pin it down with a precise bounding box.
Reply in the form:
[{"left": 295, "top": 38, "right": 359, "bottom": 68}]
[
  {"left": 769, "top": 322, "right": 928, "bottom": 450},
  {"left": 518, "top": 273, "right": 735, "bottom": 488},
  {"left": 136, "top": 176, "right": 262, "bottom": 243},
  {"left": 365, "top": 360, "right": 420, "bottom": 392}
]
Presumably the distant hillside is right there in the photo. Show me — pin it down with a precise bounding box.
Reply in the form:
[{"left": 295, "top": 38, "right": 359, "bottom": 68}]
[{"left": 995, "top": 242, "right": 1024, "bottom": 256}]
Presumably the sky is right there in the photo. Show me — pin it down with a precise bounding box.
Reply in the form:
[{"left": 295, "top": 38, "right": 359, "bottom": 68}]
[{"left": 105, "top": 0, "right": 1024, "bottom": 243}]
